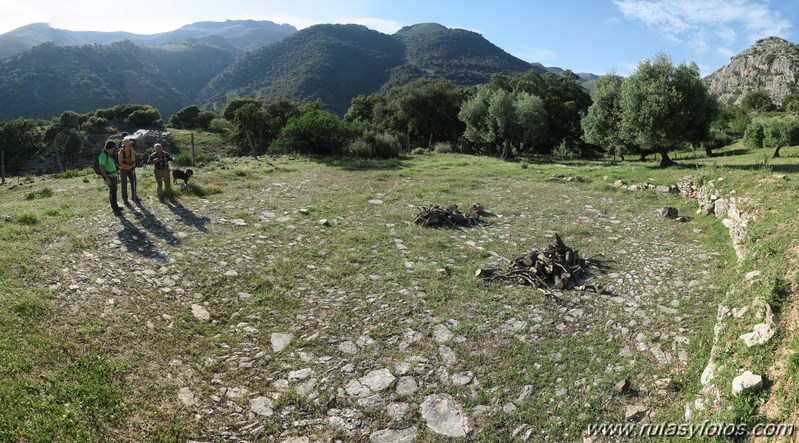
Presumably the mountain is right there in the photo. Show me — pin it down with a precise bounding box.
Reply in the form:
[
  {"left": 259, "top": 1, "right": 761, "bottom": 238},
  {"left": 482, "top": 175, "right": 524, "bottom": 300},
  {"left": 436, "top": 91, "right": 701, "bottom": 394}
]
[
  {"left": 199, "top": 23, "right": 571, "bottom": 114},
  {"left": 198, "top": 24, "right": 406, "bottom": 115},
  {"left": 0, "top": 21, "right": 599, "bottom": 120},
  {"left": 0, "top": 20, "right": 296, "bottom": 59},
  {"left": 0, "top": 39, "right": 242, "bottom": 120},
  {"left": 705, "top": 36, "right": 799, "bottom": 106}
]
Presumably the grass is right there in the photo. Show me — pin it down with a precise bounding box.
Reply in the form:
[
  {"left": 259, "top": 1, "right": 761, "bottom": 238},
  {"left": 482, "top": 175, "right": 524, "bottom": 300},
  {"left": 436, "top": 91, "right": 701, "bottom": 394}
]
[{"left": 1, "top": 146, "right": 799, "bottom": 441}]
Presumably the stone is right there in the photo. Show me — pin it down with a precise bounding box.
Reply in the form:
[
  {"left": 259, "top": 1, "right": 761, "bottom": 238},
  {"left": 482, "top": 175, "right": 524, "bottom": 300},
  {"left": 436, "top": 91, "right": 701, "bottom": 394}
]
[
  {"left": 387, "top": 402, "right": 409, "bottom": 421},
  {"left": 359, "top": 368, "right": 395, "bottom": 392},
  {"left": 625, "top": 405, "right": 649, "bottom": 422},
  {"left": 739, "top": 323, "right": 775, "bottom": 347},
  {"left": 250, "top": 396, "right": 273, "bottom": 416},
  {"left": 177, "top": 387, "right": 197, "bottom": 406},
  {"left": 613, "top": 180, "right": 625, "bottom": 188},
  {"left": 439, "top": 345, "right": 457, "bottom": 367},
  {"left": 701, "top": 362, "right": 716, "bottom": 386},
  {"left": 345, "top": 380, "right": 372, "bottom": 398},
  {"left": 451, "top": 371, "right": 474, "bottom": 386},
  {"left": 714, "top": 198, "right": 729, "bottom": 218},
  {"left": 732, "top": 371, "right": 763, "bottom": 396},
  {"left": 190, "top": 304, "right": 210, "bottom": 321},
  {"left": 654, "top": 185, "right": 671, "bottom": 194},
  {"left": 744, "top": 270, "right": 761, "bottom": 282},
  {"left": 512, "top": 424, "right": 534, "bottom": 442},
  {"left": 433, "top": 324, "right": 454, "bottom": 343},
  {"left": 654, "top": 378, "right": 677, "bottom": 391},
  {"left": 288, "top": 368, "right": 313, "bottom": 381},
  {"left": 396, "top": 376, "right": 418, "bottom": 395},
  {"left": 280, "top": 438, "right": 310, "bottom": 443},
  {"left": 369, "top": 426, "right": 417, "bottom": 443},
  {"left": 420, "top": 393, "right": 471, "bottom": 437},
  {"left": 339, "top": 341, "right": 359, "bottom": 354},
  {"left": 368, "top": 199, "right": 384, "bottom": 204},
  {"left": 271, "top": 332, "right": 294, "bottom": 352},
  {"left": 320, "top": 219, "right": 330, "bottom": 227},
  {"left": 615, "top": 378, "right": 630, "bottom": 393}
]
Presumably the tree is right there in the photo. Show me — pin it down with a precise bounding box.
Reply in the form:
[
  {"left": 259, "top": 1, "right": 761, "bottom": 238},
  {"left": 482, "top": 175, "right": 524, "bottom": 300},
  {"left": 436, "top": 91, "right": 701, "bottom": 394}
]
[
  {"left": 222, "top": 98, "right": 262, "bottom": 121},
  {"left": 619, "top": 53, "right": 716, "bottom": 167},
  {"left": 232, "top": 103, "right": 270, "bottom": 157},
  {"left": 42, "top": 111, "right": 83, "bottom": 172},
  {"left": 510, "top": 69, "right": 592, "bottom": 154},
  {"left": 581, "top": 73, "right": 627, "bottom": 159},
  {"left": 459, "top": 85, "right": 546, "bottom": 160},
  {"left": 382, "top": 78, "right": 464, "bottom": 149},
  {"left": 0, "top": 119, "right": 43, "bottom": 174},
  {"left": 169, "top": 105, "right": 201, "bottom": 129},
  {"left": 741, "top": 90, "right": 775, "bottom": 113},
  {"left": 281, "top": 110, "right": 360, "bottom": 155}
]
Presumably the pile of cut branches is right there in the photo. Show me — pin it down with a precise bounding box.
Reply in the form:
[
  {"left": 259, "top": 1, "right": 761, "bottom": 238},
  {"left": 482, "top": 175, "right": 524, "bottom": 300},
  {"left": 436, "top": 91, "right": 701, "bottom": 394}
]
[
  {"left": 476, "top": 234, "right": 600, "bottom": 291},
  {"left": 415, "top": 203, "right": 484, "bottom": 227}
]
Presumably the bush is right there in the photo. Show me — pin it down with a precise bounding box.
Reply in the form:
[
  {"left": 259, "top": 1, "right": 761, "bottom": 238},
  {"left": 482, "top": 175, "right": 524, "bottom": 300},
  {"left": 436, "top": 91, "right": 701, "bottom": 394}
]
[
  {"left": 16, "top": 213, "right": 39, "bottom": 225},
  {"left": 208, "top": 118, "right": 232, "bottom": 134},
  {"left": 282, "top": 111, "right": 360, "bottom": 155},
  {"left": 175, "top": 153, "right": 193, "bottom": 166},
  {"left": 410, "top": 147, "right": 428, "bottom": 155},
  {"left": 25, "top": 188, "right": 53, "bottom": 200},
  {"left": 346, "top": 139, "right": 373, "bottom": 158},
  {"left": 744, "top": 120, "right": 765, "bottom": 149},
  {"left": 433, "top": 142, "right": 454, "bottom": 154}
]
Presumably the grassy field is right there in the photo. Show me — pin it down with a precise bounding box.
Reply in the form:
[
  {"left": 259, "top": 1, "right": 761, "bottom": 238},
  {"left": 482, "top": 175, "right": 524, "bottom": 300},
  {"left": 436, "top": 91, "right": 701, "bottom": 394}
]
[{"left": 1, "top": 144, "right": 798, "bottom": 442}]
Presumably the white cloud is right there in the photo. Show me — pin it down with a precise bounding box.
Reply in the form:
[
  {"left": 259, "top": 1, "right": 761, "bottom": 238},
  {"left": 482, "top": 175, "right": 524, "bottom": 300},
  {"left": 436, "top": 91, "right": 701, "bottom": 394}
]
[{"left": 613, "top": 0, "right": 791, "bottom": 49}]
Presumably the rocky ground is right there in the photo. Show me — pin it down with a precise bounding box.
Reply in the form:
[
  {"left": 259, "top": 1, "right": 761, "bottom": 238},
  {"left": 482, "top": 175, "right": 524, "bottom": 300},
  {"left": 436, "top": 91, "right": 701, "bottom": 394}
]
[{"left": 36, "top": 162, "right": 730, "bottom": 442}]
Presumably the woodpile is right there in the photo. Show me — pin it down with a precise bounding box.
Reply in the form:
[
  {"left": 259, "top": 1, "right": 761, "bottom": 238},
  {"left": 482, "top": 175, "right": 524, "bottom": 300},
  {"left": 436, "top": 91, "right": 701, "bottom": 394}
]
[
  {"left": 476, "top": 234, "right": 600, "bottom": 291},
  {"left": 415, "top": 203, "right": 484, "bottom": 227}
]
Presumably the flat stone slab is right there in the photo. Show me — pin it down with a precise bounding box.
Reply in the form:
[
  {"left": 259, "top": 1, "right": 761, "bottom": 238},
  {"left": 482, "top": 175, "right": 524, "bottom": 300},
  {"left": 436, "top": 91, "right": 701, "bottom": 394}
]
[
  {"left": 732, "top": 371, "right": 763, "bottom": 396},
  {"left": 191, "top": 304, "right": 210, "bottom": 321},
  {"left": 420, "top": 393, "right": 470, "bottom": 437},
  {"left": 739, "top": 323, "right": 774, "bottom": 347},
  {"left": 370, "top": 426, "right": 417, "bottom": 443},
  {"left": 271, "top": 332, "right": 294, "bottom": 352}
]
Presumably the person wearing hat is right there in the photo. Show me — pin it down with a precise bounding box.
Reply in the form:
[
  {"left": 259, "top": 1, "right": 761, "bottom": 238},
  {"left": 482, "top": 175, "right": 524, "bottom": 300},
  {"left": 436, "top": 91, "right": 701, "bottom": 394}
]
[
  {"left": 98, "top": 140, "right": 123, "bottom": 214},
  {"left": 146, "top": 143, "right": 175, "bottom": 202},
  {"left": 118, "top": 136, "right": 138, "bottom": 203}
]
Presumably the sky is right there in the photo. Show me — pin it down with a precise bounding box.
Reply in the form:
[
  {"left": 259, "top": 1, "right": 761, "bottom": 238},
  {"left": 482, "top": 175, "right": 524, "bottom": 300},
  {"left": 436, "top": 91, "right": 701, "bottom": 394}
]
[{"left": 0, "top": 0, "right": 797, "bottom": 76}]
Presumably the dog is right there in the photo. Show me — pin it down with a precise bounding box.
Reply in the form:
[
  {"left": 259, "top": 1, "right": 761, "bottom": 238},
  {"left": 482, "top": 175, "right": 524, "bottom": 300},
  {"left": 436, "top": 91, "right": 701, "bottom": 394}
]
[{"left": 172, "top": 168, "right": 193, "bottom": 186}]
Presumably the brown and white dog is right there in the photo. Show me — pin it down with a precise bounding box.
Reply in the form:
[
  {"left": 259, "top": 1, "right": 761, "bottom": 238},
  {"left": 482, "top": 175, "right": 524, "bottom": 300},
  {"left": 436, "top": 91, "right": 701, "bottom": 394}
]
[{"left": 172, "top": 168, "right": 193, "bottom": 186}]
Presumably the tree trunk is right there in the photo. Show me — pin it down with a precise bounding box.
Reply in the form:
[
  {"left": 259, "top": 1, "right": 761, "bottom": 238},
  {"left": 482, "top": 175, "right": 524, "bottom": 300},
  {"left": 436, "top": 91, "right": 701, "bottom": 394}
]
[
  {"left": 658, "top": 148, "right": 676, "bottom": 168},
  {"left": 705, "top": 145, "right": 714, "bottom": 157},
  {"left": 500, "top": 138, "right": 514, "bottom": 161},
  {"left": 244, "top": 130, "right": 256, "bottom": 157},
  {"left": 773, "top": 146, "right": 782, "bottom": 158}
]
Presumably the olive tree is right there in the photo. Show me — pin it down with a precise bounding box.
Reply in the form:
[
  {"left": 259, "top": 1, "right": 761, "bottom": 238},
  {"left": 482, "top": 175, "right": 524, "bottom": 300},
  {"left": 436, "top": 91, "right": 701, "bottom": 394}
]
[{"left": 619, "top": 53, "right": 716, "bottom": 167}]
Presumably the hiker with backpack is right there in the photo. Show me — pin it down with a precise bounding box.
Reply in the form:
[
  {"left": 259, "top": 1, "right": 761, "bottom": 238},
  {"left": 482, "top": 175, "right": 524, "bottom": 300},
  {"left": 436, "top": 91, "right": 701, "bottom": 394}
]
[
  {"left": 118, "top": 137, "right": 138, "bottom": 203},
  {"left": 146, "top": 143, "right": 175, "bottom": 202},
  {"left": 97, "top": 140, "right": 123, "bottom": 214}
]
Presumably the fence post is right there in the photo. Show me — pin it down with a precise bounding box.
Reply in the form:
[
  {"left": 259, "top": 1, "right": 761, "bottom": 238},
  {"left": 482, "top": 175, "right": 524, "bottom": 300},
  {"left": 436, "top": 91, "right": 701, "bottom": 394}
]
[
  {"left": 1, "top": 150, "right": 5, "bottom": 185},
  {"left": 191, "top": 132, "right": 195, "bottom": 166}
]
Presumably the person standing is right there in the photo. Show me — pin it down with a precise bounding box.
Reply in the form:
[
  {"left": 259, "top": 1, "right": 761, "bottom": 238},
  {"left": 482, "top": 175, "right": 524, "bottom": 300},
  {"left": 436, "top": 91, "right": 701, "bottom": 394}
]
[
  {"left": 118, "top": 137, "right": 138, "bottom": 203},
  {"left": 99, "top": 140, "right": 123, "bottom": 214},
  {"left": 146, "top": 143, "right": 174, "bottom": 202}
]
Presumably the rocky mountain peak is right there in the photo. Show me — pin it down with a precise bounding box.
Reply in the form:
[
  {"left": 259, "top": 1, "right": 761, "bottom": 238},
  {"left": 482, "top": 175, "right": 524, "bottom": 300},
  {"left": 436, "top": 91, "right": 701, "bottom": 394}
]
[{"left": 705, "top": 36, "right": 799, "bottom": 106}]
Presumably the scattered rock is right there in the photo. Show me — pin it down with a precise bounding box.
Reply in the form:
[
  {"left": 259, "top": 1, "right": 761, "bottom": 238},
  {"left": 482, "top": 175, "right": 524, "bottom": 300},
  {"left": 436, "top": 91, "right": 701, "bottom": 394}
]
[
  {"left": 395, "top": 377, "right": 418, "bottom": 396},
  {"left": 339, "top": 341, "right": 359, "bottom": 354},
  {"left": 320, "top": 218, "right": 330, "bottom": 227},
  {"left": 731, "top": 371, "right": 763, "bottom": 396},
  {"left": 420, "top": 393, "right": 471, "bottom": 437},
  {"left": 739, "top": 323, "right": 775, "bottom": 347},
  {"left": 433, "top": 324, "right": 454, "bottom": 343},
  {"left": 625, "top": 405, "right": 649, "bottom": 422},
  {"left": 190, "top": 304, "right": 210, "bottom": 321},
  {"left": 271, "top": 333, "right": 294, "bottom": 352},
  {"left": 615, "top": 379, "right": 630, "bottom": 393},
  {"left": 359, "top": 368, "right": 396, "bottom": 392},
  {"left": 369, "top": 426, "right": 417, "bottom": 443},
  {"left": 177, "top": 387, "right": 197, "bottom": 406},
  {"left": 250, "top": 396, "right": 273, "bottom": 416}
]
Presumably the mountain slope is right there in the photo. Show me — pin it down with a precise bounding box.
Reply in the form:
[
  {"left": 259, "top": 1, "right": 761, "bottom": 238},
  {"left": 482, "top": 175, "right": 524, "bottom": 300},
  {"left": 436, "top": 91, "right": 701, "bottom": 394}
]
[
  {"left": 384, "top": 25, "right": 536, "bottom": 89},
  {"left": 0, "top": 20, "right": 296, "bottom": 59},
  {"left": 0, "top": 41, "right": 188, "bottom": 120},
  {"left": 705, "top": 36, "right": 799, "bottom": 106},
  {"left": 198, "top": 24, "right": 406, "bottom": 115}
]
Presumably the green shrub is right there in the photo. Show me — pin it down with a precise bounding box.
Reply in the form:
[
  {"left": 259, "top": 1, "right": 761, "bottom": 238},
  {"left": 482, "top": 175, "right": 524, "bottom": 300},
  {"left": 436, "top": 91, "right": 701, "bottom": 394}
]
[
  {"left": 433, "top": 142, "right": 454, "bottom": 154},
  {"left": 53, "top": 169, "right": 83, "bottom": 179},
  {"left": 411, "top": 147, "right": 428, "bottom": 155},
  {"left": 208, "top": 118, "right": 232, "bottom": 134},
  {"left": 25, "top": 188, "right": 53, "bottom": 200},
  {"left": 175, "top": 153, "right": 193, "bottom": 166},
  {"left": 281, "top": 111, "right": 360, "bottom": 155},
  {"left": 16, "top": 213, "right": 39, "bottom": 225},
  {"left": 346, "top": 139, "right": 373, "bottom": 158}
]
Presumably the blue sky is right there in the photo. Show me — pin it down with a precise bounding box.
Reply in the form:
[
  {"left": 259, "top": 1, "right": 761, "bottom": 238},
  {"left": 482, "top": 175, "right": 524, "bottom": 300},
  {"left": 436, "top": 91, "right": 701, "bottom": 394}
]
[{"left": 1, "top": 0, "right": 796, "bottom": 76}]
